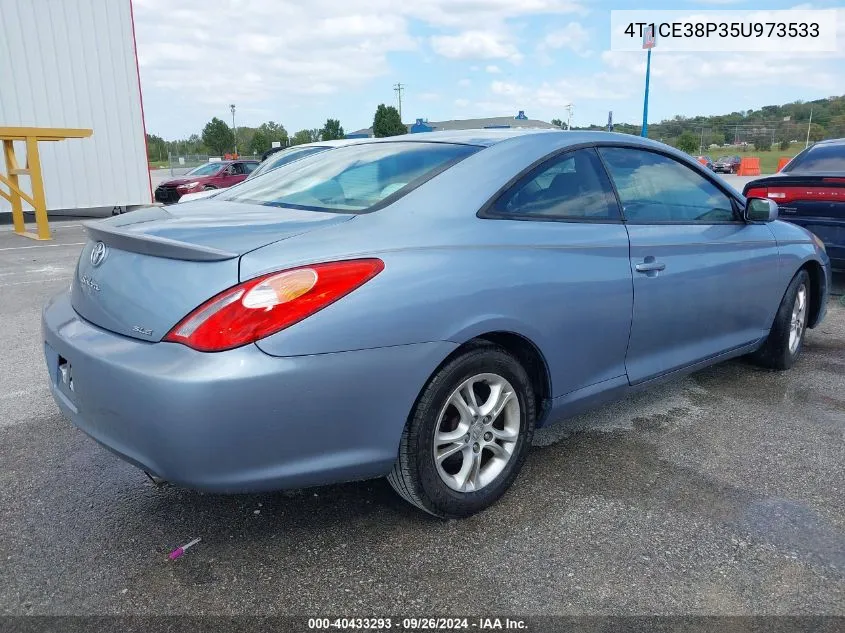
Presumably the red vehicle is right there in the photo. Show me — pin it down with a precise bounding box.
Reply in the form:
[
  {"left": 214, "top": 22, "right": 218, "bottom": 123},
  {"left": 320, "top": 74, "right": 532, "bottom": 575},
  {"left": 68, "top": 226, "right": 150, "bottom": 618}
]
[{"left": 154, "top": 160, "right": 260, "bottom": 204}]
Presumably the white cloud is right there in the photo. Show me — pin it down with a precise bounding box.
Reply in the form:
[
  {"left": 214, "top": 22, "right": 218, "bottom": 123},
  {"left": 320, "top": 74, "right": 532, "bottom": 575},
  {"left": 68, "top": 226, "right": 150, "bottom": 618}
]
[
  {"left": 485, "top": 65, "right": 502, "bottom": 73},
  {"left": 600, "top": 50, "right": 841, "bottom": 92},
  {"left": 391, "top": 0, "right": 587, "bottom": 27},
  {"left": 455, "top": 98, "right": 471, "bottom": 107},
  {"left": 419, "top": 92, "right": 441, "bottom": 101},
  {"left": 491, "top": 81, "right": 524, "bottom": 96},
  {"left": 488, "top": 76, "right": 627, "bottom": 110},
  {"left": 430, "top": 31, "right": 522, "bottom": 62},
  {"left": 539, "top": 22, "right": 591, "bottom": 54},
  {"left": 458, "top": 78, "right": 472, "bottom": 87},
  {"left": 134, "top": 0, "right": 418, "bottom": 108}
]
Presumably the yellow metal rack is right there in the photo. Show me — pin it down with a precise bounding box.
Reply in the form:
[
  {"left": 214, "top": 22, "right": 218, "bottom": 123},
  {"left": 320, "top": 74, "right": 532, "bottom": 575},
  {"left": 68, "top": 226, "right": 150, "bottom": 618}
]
[{"left": 0, "top": 127, "right": 93, "bottom": 240}]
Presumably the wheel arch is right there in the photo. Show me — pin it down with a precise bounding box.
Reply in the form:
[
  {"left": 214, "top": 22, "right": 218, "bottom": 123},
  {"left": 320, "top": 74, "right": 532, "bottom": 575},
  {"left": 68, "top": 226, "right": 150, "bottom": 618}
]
[
  {"left": 800, "top": 259, "right": 826, "bottom": 329},
  {"left": 419, "top": 330, "right": 552, "bottom": 427}
]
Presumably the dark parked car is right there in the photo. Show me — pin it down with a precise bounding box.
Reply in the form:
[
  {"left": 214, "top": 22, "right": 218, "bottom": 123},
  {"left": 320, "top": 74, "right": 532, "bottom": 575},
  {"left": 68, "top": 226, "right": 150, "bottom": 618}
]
[
  {"left": 154, "top": 160, "right": 260, "bottom": 204},
  {"left": 713, "top": 155, "right": 741, "bottom": 174},
  {"left": 743, "top": 138, "right": 845, "bottom": 270}
]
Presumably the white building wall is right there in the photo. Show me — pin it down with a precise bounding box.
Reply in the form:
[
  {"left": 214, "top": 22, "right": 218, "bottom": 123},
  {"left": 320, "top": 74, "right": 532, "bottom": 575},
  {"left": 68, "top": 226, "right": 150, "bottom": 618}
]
[{"left": 0, "top": 0, "right": 151, "bottom": 211}]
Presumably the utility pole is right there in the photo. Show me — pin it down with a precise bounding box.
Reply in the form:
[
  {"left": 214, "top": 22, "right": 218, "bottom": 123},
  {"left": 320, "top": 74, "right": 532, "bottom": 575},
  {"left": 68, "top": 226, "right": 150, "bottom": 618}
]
[
  {"left": 805, "top": 107, "right": 813, "bottom": 148},
  {"left": 230, "top": 104, "right": 237, "bottom": 155},
  {"left": 393, "top": 83, "right": 405, "bottom": 121},
  {"left": 562, "top": 104, "right": 574, "bottom": 130}
]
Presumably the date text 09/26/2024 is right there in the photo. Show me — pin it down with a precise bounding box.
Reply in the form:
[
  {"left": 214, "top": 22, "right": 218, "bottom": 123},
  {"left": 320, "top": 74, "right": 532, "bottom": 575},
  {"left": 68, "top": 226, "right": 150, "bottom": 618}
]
[{"left": 307, "top": 617, "right": 528, "bottom": 630}]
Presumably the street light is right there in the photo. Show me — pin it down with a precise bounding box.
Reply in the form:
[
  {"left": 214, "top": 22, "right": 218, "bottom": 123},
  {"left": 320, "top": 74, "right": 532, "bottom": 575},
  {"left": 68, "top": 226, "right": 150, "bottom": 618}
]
[{"left": 230, "top": 104, "right": 237, "bottom": 155}]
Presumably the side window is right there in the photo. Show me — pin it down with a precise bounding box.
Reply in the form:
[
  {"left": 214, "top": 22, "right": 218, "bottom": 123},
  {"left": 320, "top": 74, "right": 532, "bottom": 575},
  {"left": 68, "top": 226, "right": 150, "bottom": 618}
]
[
  {"left": 598, "top": 147, "right": 736, "bottom": 223},
  {"left": 232, "top": 163, "right": 247, "bottom": 175},
  {"left": 243, "top": 162, "right": 259, "bottom": 174},
  {"left": 492, "top": 148, "right": 620, "bottom": 220}
]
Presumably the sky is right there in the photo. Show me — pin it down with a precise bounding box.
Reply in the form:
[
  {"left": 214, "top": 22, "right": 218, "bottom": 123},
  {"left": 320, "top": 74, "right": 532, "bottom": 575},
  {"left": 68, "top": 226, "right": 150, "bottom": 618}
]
[{"left": 132, "top": 0, "right": 844, "bottom": 140}]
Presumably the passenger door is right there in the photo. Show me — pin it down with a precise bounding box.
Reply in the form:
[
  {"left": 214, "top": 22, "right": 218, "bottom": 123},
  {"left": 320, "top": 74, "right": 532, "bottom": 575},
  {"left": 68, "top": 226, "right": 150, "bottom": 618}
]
[
  {"left": 597, "top": 146, "right": 781, "bottom": 384},
  {"left": 483, "top": 147, "right": 633, "bottom": 397}
]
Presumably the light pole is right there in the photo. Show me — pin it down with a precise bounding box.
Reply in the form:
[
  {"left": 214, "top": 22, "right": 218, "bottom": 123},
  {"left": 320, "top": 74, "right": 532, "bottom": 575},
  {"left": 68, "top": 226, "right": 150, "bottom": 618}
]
[
  {"left": 562, "top": 104, "right": 574, "bottom": 130},
  {"left": 230, "top": 104, "right": 237, "bottom": 155}
]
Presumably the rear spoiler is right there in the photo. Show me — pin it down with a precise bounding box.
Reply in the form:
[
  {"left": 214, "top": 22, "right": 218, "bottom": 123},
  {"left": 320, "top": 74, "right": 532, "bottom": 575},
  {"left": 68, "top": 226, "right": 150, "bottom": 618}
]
[{"left": 83, "top": 221, "right": 238, "bottom": 262}]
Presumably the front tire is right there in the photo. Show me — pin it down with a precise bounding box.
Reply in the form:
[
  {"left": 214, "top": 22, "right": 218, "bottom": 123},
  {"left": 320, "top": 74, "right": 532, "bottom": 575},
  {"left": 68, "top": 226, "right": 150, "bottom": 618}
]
[
  {"left": 750, "top": 269, "right": 810, "bottom": 370},
  {"left": 387, "top": 344, "right": 536, "bottom": 518}
]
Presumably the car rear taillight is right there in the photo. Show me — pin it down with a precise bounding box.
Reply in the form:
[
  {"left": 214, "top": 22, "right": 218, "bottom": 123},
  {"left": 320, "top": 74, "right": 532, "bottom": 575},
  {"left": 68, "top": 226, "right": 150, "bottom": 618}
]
[
  {"left": 164, "top": 258, "right": 384, "bottom": 352},
  {"left": 747, "top": 186, "right": 844, "bottom": 205}
]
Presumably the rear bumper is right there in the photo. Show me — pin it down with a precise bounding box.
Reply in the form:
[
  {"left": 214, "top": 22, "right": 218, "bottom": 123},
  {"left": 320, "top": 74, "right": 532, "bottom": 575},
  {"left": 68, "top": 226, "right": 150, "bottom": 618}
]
[{"left": 42, "top": 291, "right": 456, "bottom": 492}]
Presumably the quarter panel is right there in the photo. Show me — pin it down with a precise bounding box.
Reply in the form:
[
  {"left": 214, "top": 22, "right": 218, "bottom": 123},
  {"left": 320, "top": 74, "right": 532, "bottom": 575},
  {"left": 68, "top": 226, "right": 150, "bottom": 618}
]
[{"left": 254, "top": 220, "right": 633, "bottom": 399}]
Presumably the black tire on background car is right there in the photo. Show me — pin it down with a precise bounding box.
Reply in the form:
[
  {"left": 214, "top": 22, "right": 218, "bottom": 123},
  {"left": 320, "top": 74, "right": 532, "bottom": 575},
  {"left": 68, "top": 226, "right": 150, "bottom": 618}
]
[
  {"left": 202, "top": 185, "right": 217, "bottom": 191},
  {"left": 750, "top": 269, "right": 811, "bottom": 371},
  {"left": 387, "top": 343, "right": 536, "bottom": 518}
]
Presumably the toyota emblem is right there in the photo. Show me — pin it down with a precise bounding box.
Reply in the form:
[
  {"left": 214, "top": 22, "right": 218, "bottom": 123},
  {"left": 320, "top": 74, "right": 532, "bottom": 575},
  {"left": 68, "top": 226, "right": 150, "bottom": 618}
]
[{"left": 90, "top": 241, "right": 108, "bottom": 267}]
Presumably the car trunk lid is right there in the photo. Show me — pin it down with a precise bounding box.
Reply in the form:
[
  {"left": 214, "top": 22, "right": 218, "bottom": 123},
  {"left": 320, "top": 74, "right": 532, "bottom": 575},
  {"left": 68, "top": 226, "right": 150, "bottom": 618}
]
[{"left": 71, "top": 202, "right": 355, "bottom": 342}]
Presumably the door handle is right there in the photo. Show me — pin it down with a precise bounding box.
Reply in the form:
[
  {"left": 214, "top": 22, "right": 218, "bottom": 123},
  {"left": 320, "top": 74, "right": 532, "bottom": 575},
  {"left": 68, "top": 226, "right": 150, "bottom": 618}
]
[
  {"left": 635, "top": 257, "right": 666, "bottom": 276},
  {"left": 635, "top": 261, "right": 666, "bottom": 272}
]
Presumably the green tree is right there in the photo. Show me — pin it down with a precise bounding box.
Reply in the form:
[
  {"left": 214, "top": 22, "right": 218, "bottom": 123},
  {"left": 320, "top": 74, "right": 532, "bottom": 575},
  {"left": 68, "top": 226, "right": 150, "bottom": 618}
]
[
  {"left": 753, "top": 135, "right": 772, "bottom": 152},
  {"left": 779, "top": 139, "right": 791, "bottom": 151},
  {"left": 709, "top": 131, "right": 725, "bottom": 147},
  {"left": 250, "top": 122, "right": 289, "bottom": 155},
  {"left": 236, "top": 127, "right": 256, "bottom": 155},
  {"left": 675, "top": 131, "right": 699, "bottom": 154},
  {"left": 320, "top": 118, "right": 345, "bottom": 141},
  {"left": 201, "top": 117, "right": 235, "bottom": 155},
  {"left": 808, "top": 122, "right": 825, "bottom": 142},
  {"left": 145, "top": 133, "right": 167, "bottom": 161},
  {"left": 250, "top": 130, "right": 270, "bottom": 155},
  {"left": 372, "top": 104, "right": 406, "bottom": 137},
  {"left": 291, "top": 129, "right": 321, "bottom": 145},
  {"left": 551, "top": 118, "right": 563, "bottom": 128}
]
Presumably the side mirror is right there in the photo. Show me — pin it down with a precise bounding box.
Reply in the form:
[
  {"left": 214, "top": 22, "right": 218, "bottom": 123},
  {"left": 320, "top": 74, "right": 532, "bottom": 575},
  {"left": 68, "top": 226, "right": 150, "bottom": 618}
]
[{"left": 745, "top": 197, "right": 778, "bottom": 223}]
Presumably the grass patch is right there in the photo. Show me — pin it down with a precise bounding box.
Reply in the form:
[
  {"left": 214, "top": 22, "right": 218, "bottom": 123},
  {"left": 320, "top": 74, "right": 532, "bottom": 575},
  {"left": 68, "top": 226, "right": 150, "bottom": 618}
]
[{"left": 699, "top": 142, "right": 806, "bottom": 174}]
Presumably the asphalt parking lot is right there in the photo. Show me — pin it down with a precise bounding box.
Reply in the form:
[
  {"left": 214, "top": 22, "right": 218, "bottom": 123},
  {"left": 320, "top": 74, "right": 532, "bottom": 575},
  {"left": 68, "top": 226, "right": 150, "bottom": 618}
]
[{"left": 1, "top": 221, "right": 843, "bottom": 616}]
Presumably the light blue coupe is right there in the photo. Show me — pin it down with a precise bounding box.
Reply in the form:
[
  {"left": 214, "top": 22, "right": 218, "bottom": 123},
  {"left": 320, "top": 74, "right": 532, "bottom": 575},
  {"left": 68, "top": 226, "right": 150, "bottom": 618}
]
[{"left": 42, "top": 130, "right": 832, "bottom": 518}]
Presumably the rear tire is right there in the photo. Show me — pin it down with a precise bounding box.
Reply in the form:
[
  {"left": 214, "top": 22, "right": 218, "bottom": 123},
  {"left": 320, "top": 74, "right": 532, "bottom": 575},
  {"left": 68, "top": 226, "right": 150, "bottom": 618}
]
[
  {"left": 387, "top": 344, "right": 535, "bottom": 519},
  {"left": 202, "top": 185, "right": 217, "bottom": 191},
  {"left": 750, "top": 269, "right": 810, "bottom": 370}
]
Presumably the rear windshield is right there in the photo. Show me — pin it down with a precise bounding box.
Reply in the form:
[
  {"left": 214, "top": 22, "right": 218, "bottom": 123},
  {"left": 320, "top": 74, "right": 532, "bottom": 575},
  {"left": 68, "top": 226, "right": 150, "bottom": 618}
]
[
  {"left": 784, "top": 144, "right": 845, "bottom": 172},
  {"left": 217, "top": 142, "right": 480, "bottom": 212},
  {"left": 249, "top": 146, "right": 331, "bottom": 179}
]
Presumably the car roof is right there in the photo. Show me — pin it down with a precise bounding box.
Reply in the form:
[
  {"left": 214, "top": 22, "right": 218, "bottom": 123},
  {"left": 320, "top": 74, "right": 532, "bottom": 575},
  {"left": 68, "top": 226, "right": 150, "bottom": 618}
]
[
  {"left": 813, "top": 137, "right": 844, "bottom": 146},
  {"left": 344, "top": 128, "right": 685, "bottom": 150}
]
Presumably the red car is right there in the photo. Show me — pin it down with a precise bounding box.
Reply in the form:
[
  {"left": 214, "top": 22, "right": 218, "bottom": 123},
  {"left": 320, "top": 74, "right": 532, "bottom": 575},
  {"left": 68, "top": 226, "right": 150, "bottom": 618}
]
[{"left": 154, "top": 160, "right": 260, "bottom": 204}]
